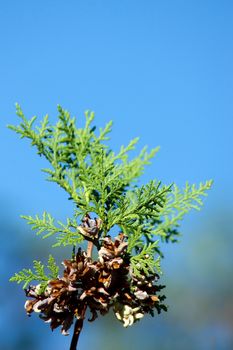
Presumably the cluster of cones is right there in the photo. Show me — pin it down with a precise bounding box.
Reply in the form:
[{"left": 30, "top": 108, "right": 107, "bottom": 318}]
[{"left": 24, "top": 216, "right": 167, "bottom": 337}]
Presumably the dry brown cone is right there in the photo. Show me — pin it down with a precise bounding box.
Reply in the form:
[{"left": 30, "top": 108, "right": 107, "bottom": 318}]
[{"left": 24, "top": 216, "right": 166, "bottom": 350}]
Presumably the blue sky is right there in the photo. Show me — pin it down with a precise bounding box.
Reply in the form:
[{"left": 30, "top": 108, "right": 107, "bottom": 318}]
[
  {"left": 1, "top": 1, "right": 232, "bottom": 208},
  {"left": 1, "top": 1, "right": 233, "bottom": 349}
]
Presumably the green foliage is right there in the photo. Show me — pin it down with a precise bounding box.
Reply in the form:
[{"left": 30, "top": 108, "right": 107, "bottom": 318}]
[
  {"left": 10, "top": 255, "right": 59, "bottom": 290},
  {"left": 8, "top": 105, "right": 213, "bottom": 283},
  {"left": 130, "top": 241, "right": 162, "bottom": 277},
  {"left": 153, "top": 180, "right": 213, "bottom": 242},
  {"left": 21, "top": 212, "right": 83, "bottom": 246}
]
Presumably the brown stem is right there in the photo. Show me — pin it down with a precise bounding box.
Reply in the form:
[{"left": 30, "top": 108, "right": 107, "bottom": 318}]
[
  {"left": 78, "top": 231, "right": 100, "bottom": 250},
  {"left": 70, "top": 304, "right": 87, "bottom": 350},
  {"left": 69, "top": 237, "right": 93, "bottom": 350},
  {"left": 86, "top": 241, "right": 94, "bottom": 259}
]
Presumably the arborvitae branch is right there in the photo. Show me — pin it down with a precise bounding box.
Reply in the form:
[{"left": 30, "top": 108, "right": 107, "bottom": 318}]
[
  {"left": 153, "top": 180, "right": 213, "bottom": 242},
  {"left": 10, "top": 255, "right": 59, "bottom": 289},
  {"left": 8, "top": 105, "right": 213, "bottom": 350},
  {"left": 21, "top": 212, "right": 83, "bottom": 246}
]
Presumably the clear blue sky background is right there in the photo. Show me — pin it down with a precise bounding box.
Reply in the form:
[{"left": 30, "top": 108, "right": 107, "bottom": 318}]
[{"left": 1, "top": 1, "right": 233, "bottom": 350}]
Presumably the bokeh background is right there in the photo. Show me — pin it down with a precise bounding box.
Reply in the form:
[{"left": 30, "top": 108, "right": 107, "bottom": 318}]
[{"left": 1, "top": 1, "right": 233, "bottom": 349}]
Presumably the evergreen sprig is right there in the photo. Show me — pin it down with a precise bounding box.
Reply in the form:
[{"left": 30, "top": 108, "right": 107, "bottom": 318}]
[
  {"left": 153, "top": 180, "right": 213, "bottom": 242},
  {"left": 8, "top": 105, "right": 212, "bottom": 279},
  {"left": 10, "top": 255, "right": 59, "bottom": 290},
  {"left": 9, "top": 105, "right": 212, "bottom": 349},
  {"left": 130, "top": 241, "right": 162, "bottom": 277},
  {"left": 21, "top": 212, "right": 83, "bottom": 246}
]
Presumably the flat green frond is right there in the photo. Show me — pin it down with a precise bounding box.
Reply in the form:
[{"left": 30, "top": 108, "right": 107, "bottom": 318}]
[
  {"left": 9, "top": 106, "right": 165, "bottom": 221},
  {"left": 108, "top": 181, "right": 171, "bottom": 230},
  {"left": 126, "top": 227, "right": 144, "bottom": 253},
  {"left": 10, "top": 268, "right": 35, "bottom": 289},
  {"left": 153, "top": 180, "right": 213, "bottom": 241},
  {"left": 36, "top": 114, "right": 50, "bottom": 139},
  {"left": 84, "top": 110, "right": 95, "bottom": 129},
  {"left": 96, "top": 120, "right": 113, "bottom": 142},
  {"left": 53, "top": 218, "right": 84, "bottom": 246},
  {"left": 130, "top": 241, "right": 161, "bottom": 277},
  {"left": 53, "top": 231, "right": 84, "bottom": 247},
  {"left": 21, "top": 212, "right": 59, "bottom": 237},
  {"left": 122, "top": 146, "right": 160, "bottom": 182},
  {"left": 10, "top": 255, "right": 59, "bottom": 289},
  {"left": 47, "top": 255, "right": 60, "bottom": 279},
  {"left": 111, "top": 137, "right": 140, "bottom": 163},
  {"left": 21, "top": 212, "right": 83, "bottom": 245}
]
